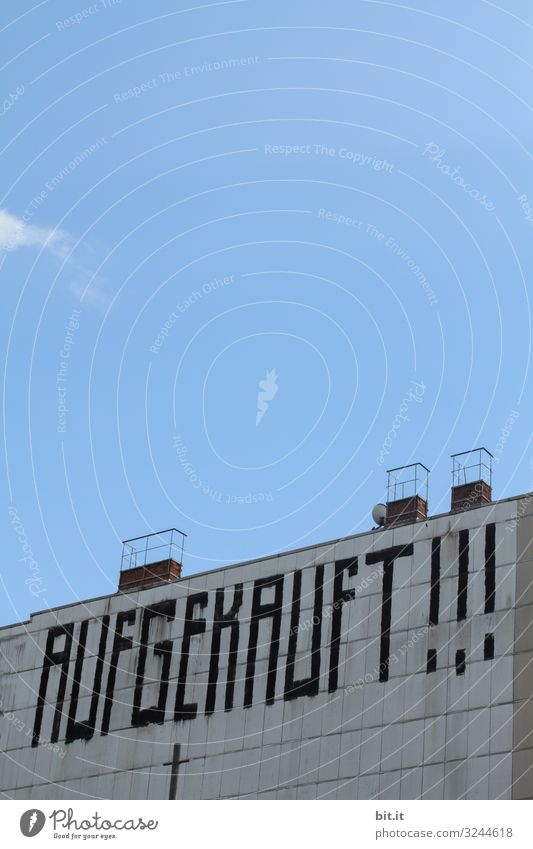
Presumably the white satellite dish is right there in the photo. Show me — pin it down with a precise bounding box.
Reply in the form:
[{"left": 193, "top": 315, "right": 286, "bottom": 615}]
[{"left": 372, "top": 503, "right": 387, "bottom": 526}]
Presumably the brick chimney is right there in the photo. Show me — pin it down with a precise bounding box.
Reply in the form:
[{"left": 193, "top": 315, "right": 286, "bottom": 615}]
[
  {"left": 385, "top": 463, "right": 429, "bottom": 527},
  {"left": 118, "top": 558, "right": 182, "bottom": 592},
  {"left": 119, "top": 529, "right": 185, "bottom": 592},
  {"left": 386, "top": 494, "right": 428, "bottom": 527},
  {"left": 451, "top": 449, "right": 493, "bottom": 512}
]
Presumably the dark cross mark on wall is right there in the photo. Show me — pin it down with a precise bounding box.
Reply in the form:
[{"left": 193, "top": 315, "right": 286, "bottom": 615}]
[
  {"left": 429, "top": 536, "right": 441, "bottom": 626},
  {"left": 132, "top": 600, "right": 176, "bottom": 727},
  {"left": 66, "top": 615, "right": 109, "bottom": 743},
  {"left": 328, "top": 558, "right": 358, "bottom": 693},
  {"left": 457, "top": 529, "right": 469, "bottom": 621},
  {"left": 163, "top": 743, "right": 189, "bottom": 800},
  {"left": 484, "top": 523, "right": 496, "bottom": 614},
  {"left": 32, "top": 623, "right": 74, "bottom": 747},
  {"left": 366, "top": 544, "right": 414, "bottom": 683},
  {"left": 205, "top": 584, "right": 243, "bottom": 715},
  {"left": 244, "top": 575, "right": 284, "bottom": 707},
  {"left": 101, "top": 609, "right": 136, "bottom": 736},
  {"left": 285, "top": 564, "right": 324, "bottom": 700},
  {"left": 174, "top": 592, "right": 208, "bottom": 722}
]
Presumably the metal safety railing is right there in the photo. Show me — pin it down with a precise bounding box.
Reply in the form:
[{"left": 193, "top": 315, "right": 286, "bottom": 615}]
[
  {"left": 451, "top": 448, "right": 493, "bottom": 487},
  {"left": 386, "top": 462, "right": 430, "bottom": 503},
  {"left": 120, "top": 528, "right": 186, "bottom": 573}
]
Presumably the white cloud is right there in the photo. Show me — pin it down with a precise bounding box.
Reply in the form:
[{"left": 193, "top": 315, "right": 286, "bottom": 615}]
[
  {"left": 0, "top": 208, "right": 70, "bottom": 257},
  {"left": 1, "top": 208, "right": 112, "bottom": 310},
  {"left": 70, "top": 274, "right": 112, "bottom": 312}
]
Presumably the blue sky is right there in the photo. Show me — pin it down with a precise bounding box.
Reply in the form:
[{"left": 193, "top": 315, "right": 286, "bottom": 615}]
[{"left": 1, "top": 0, "right": 532, "bottom": 622}]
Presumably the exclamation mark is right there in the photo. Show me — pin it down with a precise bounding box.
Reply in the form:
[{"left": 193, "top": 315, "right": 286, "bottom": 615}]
[
  {"left": 456, "top": 530, "right": 469, "bottom": 677},
  {"left": 457, "top": 529, "right": 469, "bottom": 621},
  {"left": 427, "top": 536, "right": 441, "bottom": 673},
  {"left": 483, "top": 524, "right": 496, "bottom": 662},
  {"left": 429, "top": 536, "right": 441, "bottom": 625},
  {"left": 484, "top": 523, "right": 496, "bottom": 614}
]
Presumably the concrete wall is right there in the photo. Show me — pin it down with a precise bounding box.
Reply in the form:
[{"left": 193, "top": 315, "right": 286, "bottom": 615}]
[
  {"left": 0, "top": 498, "right": 521, "bottom": 799},
  {"left": 512, "top": 495, "right": 533, "bottom": 799}
]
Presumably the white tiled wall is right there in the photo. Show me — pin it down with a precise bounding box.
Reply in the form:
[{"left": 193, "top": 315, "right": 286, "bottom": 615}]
[{"left": 0, "top": 501, "right": 519, "bottom": 799}]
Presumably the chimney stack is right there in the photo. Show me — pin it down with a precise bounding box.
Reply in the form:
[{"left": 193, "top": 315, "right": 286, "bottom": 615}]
[
  {"left": 385, "top": 463, "right": 430, "bottom": 527},
  {"left": 451, "top": 448, "right": 493, "bottom": 512},
  {"left": 118, "top": 528, "right": 186, "bottom": 592}
]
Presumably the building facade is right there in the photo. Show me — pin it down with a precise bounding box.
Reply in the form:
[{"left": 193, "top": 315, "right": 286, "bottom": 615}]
[{"left": 1, "top": 481, "right": 533, "bottom": 800}]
